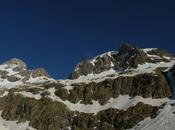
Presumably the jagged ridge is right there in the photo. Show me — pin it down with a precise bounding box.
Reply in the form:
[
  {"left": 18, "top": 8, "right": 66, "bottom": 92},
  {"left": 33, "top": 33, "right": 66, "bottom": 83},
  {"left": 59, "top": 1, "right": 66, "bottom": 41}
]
[
  {"left": 70, "top": 44, "right": 173, "bottom": 79},
  {"left": 0, "top": 44, "right": 175, "bottom": 130},
  {"left": 0, "top": 58, "right": 53, "bottom": 89}
]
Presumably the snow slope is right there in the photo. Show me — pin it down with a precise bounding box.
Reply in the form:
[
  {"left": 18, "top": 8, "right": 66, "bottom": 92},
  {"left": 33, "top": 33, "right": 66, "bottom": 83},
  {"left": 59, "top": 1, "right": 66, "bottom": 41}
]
[
  {"left": 0, "top": 112, "right": 36, "bottom": 130},
  {"left": 128, "top": 105, "right": 175, "bottom": 130}
]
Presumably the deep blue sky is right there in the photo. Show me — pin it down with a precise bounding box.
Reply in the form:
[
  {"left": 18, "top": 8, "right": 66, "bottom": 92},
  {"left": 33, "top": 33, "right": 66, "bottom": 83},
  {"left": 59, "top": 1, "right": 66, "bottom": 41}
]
[{"left": 0, "top": 0, "right": 175, "bottom": 79}]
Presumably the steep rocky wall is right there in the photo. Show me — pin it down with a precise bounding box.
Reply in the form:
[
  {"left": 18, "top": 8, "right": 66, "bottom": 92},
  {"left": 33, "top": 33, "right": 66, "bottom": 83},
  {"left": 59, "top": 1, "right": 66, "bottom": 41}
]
[
  {"left": 0, "top": 94, "right": 159, "bottom": 130},
  {"left": 56, "top": 70, "right": 172, "bottom": 105}
]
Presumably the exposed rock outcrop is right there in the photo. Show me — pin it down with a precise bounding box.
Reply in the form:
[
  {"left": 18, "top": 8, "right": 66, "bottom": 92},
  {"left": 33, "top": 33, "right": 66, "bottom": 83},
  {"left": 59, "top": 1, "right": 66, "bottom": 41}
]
[
  {"left": 0, "top": 44, "right": 174, "bottom": 130},
  {"left": 70, "top": 44, "right": 172, "bottom": 79},
  {"left": 0, "top": 58, "right": 52, "bottom": 88},
  {"left": 56, "top": 68, "right": 172, "bottom": 105},
  {"left": 0, "top": 94, "right": 159, "bottom": 130}
]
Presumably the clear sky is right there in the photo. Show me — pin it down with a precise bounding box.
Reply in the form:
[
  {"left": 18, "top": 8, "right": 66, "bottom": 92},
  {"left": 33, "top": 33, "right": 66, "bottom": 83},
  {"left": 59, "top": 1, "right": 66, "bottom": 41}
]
[{"left": 0, "top": 0, "right": 175, "bottom": 79}]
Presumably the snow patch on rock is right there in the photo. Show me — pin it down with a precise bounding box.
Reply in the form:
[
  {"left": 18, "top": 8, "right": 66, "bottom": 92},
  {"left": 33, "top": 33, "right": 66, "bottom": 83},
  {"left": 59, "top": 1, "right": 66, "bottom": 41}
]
[
  {"left": 0, "top": 112, "right": 36, "bottom": 130},
  {"left": 128, "top": 105, "right": 175, "bottom": 130}
]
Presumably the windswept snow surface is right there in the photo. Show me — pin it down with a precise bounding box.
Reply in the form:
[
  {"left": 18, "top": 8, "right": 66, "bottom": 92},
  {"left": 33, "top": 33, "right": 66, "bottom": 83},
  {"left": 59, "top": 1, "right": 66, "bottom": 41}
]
[
  {"left": 0, "top": 79, "right": 23, "bottom": 89},
  {"left": 0, "top": 112, "right": 36, "bottom": 130},
  {"left": 142, "top": 48, "right": 156, "bottom": 53},
  {"left": 16, "top": 91, "right": 41, "bottom": 100},
  {"left": 128, "top": 105, "right": 175, "bottom": 130},
  {"left": 60, "top": 69, "right": 116, "bottom": 87},
  {"left": 26, "top": 75, "right": 54, "bottom": 84}
]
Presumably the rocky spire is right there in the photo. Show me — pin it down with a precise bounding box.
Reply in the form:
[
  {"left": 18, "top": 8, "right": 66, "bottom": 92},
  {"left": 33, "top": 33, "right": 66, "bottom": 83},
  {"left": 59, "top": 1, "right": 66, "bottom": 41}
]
[{"left": 118, "top": 43, "right": 137, "bottom": 55}]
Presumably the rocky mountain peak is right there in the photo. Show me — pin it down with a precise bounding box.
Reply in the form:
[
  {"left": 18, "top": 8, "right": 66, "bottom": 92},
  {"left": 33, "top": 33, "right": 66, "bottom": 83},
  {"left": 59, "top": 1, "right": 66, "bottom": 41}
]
[
  {"left": 70, "top": 44, "right": 173, "bottom": 79},
  {"left": 117, "top": 44, "right": 145, "bottom": 58},
  {"left": 0, "top": 45, "right": 175, "bottom": 130},
  {"left": 118, "top": 43, "right": 137, "bottom": 54}
]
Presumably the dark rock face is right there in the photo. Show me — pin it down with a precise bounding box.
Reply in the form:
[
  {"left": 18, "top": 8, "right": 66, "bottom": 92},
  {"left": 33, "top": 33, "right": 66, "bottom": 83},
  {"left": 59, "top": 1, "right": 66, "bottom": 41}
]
[
  {"left": 114, "top": 44, "right": 150, "bottom": 69},
  {"left": 7, "top": 75, "right": 21, "bottom": 82},
  {"left": 71, "top": 102, "right": 159, "bottom": 130},
  {"left": 70, "top": 60, "right": 94, "bottom": 79},
  {"left": 93, "top": 54, "right": 115, "bottom": 73},
  {"left": 0, "top": 94, "right": 159, "bottom": 130},
  {"left": 70, "top": 53, "right": 116, "bottom": 79},
  {"left": 70, "top": 44, "right": 172, "bottom": 79},
  {"left": 0, "top": 94, "right": 71, "bottom": 130},
  {"left": 72, "top": 113, "right": 98, "bottom": 130},
  {"left": 166, "top": 64, "right": 175, "bottom": 98},
  {"left": 113, "top": 72, "right": 171, "bottom": 98},
  {"left": 56, "top": 69, "right": 172, "bottom": 105},
  {"left": 55, "top": 87, "right": 69, "bottom": 100}
]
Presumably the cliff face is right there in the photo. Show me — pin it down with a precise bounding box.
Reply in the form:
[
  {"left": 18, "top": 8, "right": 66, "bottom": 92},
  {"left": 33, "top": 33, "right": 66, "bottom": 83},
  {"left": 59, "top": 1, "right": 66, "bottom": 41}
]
[
  {"left": 56, "top": 71, "right": 172, "bottom": 105},
  {"left": 0, "top": 94, "right": 159, "bottom": 130},
  {"left": 0, "top": 44, "right": 175, "bottom": 130}
]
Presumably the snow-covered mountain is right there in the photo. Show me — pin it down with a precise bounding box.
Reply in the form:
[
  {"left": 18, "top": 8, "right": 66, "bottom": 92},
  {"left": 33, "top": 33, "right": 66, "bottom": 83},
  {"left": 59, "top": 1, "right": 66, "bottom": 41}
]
[
  {"left": 0, "top": 58, "right": 54, "bottom": 89},
  {"left": 70, "top": 44, "right": 173, "bottom": 79},
  {"left": 0, "top": 44, "right": 175, "bottom": 130}
]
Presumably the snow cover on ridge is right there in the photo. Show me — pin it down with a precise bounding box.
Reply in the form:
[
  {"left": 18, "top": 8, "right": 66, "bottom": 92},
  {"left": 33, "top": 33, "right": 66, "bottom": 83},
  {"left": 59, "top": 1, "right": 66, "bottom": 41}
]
[
  {"left": 0, "top": 79, "right": 23, "bottom": 89},
  {"left": 0, "top": 112, "right": 36, "bottom": 130},
  {"left": 60, "top": 59, "right": 175, "bottom": 90},
  {"left": 142, "top": 48, "right": 156, "bottom": 53},
  {"left": 74, "top": 51, "right": 117, "bottom": 73},
  {"left": 63, "top": 47, "right": 175, "bottom": 89},
  {"left": 49, "top": 94, "right": 168, "bottom": 114},
  {"left": 89, "top": 51, "right": 117, "bottom": 65},
  {"left": 0, "top": 47, "right": 173, "bottom": 90},
  {"left": 26, "top": 75, "right": 54, "bottom": 84},
  {"left": 16, "top": 91, "right": 41, "bottom": 100},
  {"left": 0, "top": 59, "right": 54, "bottom": 89}
]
